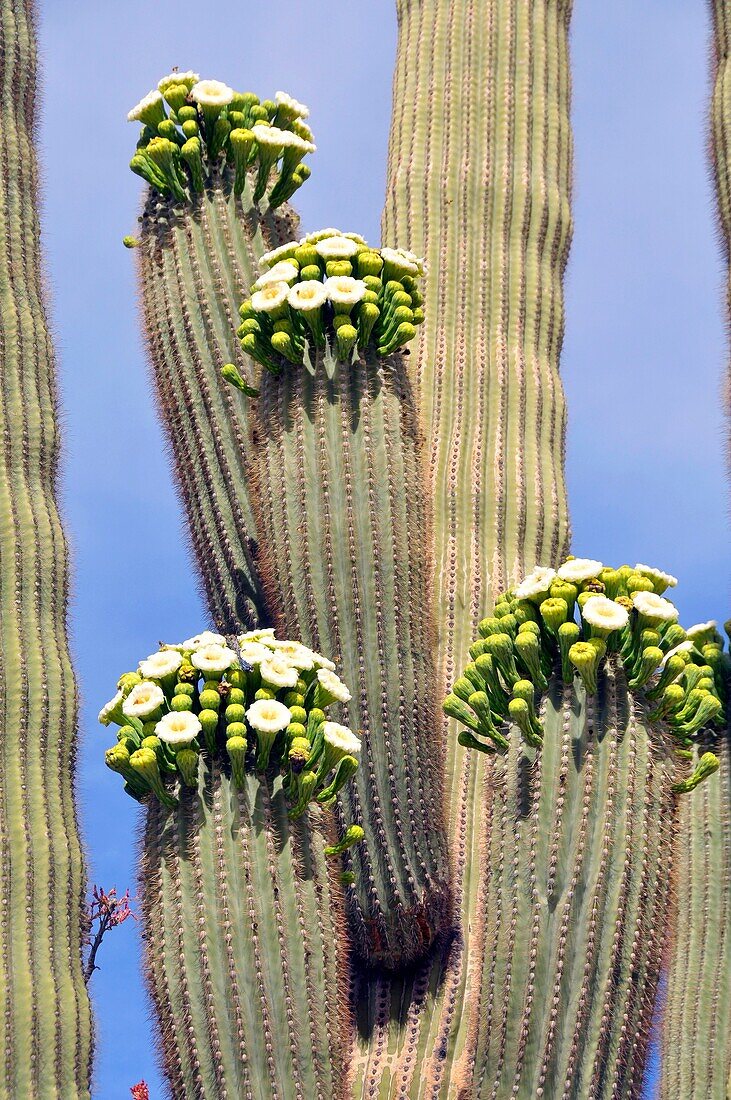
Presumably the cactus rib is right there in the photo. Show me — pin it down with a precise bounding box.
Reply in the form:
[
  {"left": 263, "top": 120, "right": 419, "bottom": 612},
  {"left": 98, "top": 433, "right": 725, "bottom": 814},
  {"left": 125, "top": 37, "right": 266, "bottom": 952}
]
[
  {"left": 140, "top": 764, "right": 351, "bottom": 1098},
  {"left": 351, "top": 0, "right": 573, "bottom": 1089},
  {"left": 0, "top": 0, "right": 92, "bottom": 1093},
  {"left": 251, "top": 347, "right": 450, "bottom": 967},
  {"left": 137, "top": 174, "right": 297, "bottom": 630}
]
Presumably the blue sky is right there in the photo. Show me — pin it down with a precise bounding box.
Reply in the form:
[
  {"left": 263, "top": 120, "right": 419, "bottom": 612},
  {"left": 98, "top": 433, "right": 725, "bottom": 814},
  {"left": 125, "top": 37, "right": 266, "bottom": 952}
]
[{"left": 37, "top": 2, "right": 726, "bottom": 1096}]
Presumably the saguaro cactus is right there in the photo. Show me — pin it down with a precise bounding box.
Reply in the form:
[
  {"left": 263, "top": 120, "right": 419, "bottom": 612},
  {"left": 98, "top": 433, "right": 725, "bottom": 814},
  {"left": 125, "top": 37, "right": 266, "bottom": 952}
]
[
  {"left": 658, "top": 2, "right": 731, "bottom": 1092},
  {"left": 0, "top": 0, "right": 92, "bottom": 1093}
]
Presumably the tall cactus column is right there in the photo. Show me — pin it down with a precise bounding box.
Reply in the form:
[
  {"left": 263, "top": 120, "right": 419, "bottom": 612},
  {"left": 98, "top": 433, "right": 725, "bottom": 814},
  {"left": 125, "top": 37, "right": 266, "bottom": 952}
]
[
  {"left": 658, "top": 3, "right": 731, "bottom": 1092},
  {"left": 353, "top": 0, "right": 574, "bottom": 1090},
  {"left": 0, "top": 0, "right": 92, "bottom": 1093}
]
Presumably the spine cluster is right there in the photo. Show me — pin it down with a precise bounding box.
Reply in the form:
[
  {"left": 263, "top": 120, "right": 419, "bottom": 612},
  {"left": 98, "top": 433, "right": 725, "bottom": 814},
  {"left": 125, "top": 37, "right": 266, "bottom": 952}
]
[
  {"left": 446, "top": 557, "right": 727, "bottom": 793},
  {"left": 129, "top": 74, "right": 315, "bottom": 207},
  {"left": 99, "top": 628, "right": 363, "bottom": 833}
]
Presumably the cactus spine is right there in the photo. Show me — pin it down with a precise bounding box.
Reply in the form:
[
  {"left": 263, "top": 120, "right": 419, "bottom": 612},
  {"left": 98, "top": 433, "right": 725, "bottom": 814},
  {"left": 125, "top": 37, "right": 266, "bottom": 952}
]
[
  {"left": 0, "top": 0, "right": 92, "bottom": 1093},
  {"left": 658, "top": 3, "right": 731, "bottom": 1091},
  {"left": 137, "top": 174, "right": 296, "bottom": 630},
  {"left": 352, "top": 1, "right": 574, "bottom": 1091},
  {"left": 252, "top": 347, "right": 449, "bottom": 966}
]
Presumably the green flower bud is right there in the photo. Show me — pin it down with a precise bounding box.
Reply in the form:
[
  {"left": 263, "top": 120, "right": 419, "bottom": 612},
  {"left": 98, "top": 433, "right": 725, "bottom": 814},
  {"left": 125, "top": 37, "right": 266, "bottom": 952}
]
[
  {"left": 660, "top": 624, "right": 687, "bottom": 651},
  {"left": 677, "top": 693, "right": 722, "bottom": 736},
  {"left": 173, "top": 682, "right": 195, "bottom": 697},
  {"left": 443, "top": 693, "right": 482, "bottom": 734},
  {"left": 221, "top": 362, "right": 260, "bottom": 397},
  {"left": 455, "top": 729, "right": 495, "bottom": 755},
  {"left": 162, "top": 82, "right": 189, "bottom": 113},
  {"left": 157, "top": 118, "right": 181, "bottom": 144},
  {"left": 171, "top": 693, "right": 193, "bottom": 712},
  {"left": 324, "top": 824, "right": 365, "bottom": 857},
  {"left": 225, "top": 703, "right": 246, "bottom": 725},
  {"left": 558, "top": 621, "right": 581, "bottom": 683},
  {"left": 130, "top": 747, "right": 178, "bottom": 808},
  {"left": 288, "top": 736, "right": 311, "bottom": 773},
  {"left": 197, "top": 708, "right": 219, "bottom": 754},
  {"left": 508, "top": 697, "right": 542, "bottom": 747},
  {"left": 478, "top": 616, "right": 503, "bottom": 638},
  {"left": 118, "top": 671, "right": 142, "bottom": 696},
  {"left": 672, "top": 751, "right": 720, "bottom": 794},
  {"left": 468, "top": 692, "right": 508, "bottom": 751},
  {"left": 646, "top": 654, "right": 686, "bottom": 701},
  {"left": 181, "top": 118, "right": 199, "bottom": 140},
  {"left": 105, "top": 744, "right": 147, "bottom": 797},
  {"left": 514, "top": 631, "right": 548, "bottom": 691},
  {"left": 356, "top": 251, "right": 384, "bottom": 278},
  {"left": 377, "top": 321, "right": 416, "bottom": 357},
  {"left": 357, "top": 301, "right": 381, "bottom": 348},
  {"left": 484, "top": 632, "right": 520, "bottom": 687},
  {"left": 176, "top": 747, "right": 200, "bottom": 788},
  {"left": 648, "top": 683, "right": 686, "bottom": 722},
  {"left": 452, "top": 676, "right": 477, "bottom": 704},
  {"left": 518, "top": 620, "right": 541, "bottom": 637},
  {"left": 568, "top": 640, "right": 605, "bottom": 695},
  {"left": 626, "top": 573, "right": 655, "bottom": 595},
  {"left": 230, "top": 127, "right": 256, "bottom": 194},
  {"left": 473, "top": 653, "right": 510, "bottom": 716},
  {"left": 122, "top": 235, "right": 139, "bottom": 249},
  {"left": 145, "top": 137, "right": 187, "bottom": 202},
  {"left": 199, "top": 689, "right": 221, "bottom": 711},
  {"left": 493, "top": 602, "right": 512, "bottom": 619},
  {"left": 469, "top": 639, "right": 488, "bottom": 661},
  {"left": 225, "top": 722, "right": 247, "bottom": 741},
  {"left": 628, "top": 646, "right": 664, "bottom": 689},
  {"left": 180, "top": 136, "right": 205, "bottom": 192},
  {"left": 539, "top": 597, "right": 569, "bottom": 634},
  {"left": 598, "top": 569, "right": 622, "bottom": 599},
  {"left": 317, "top": 755, "right": 359, "bottom": 804},
  {"left": 226, "top": 735, "right": 248, "bottom": 788},
  {"left": 512, "top": 600, "right": 539, "bottom": 625},
  {"left": 289, "top": 771, "right": 318, "bottom": 818}
]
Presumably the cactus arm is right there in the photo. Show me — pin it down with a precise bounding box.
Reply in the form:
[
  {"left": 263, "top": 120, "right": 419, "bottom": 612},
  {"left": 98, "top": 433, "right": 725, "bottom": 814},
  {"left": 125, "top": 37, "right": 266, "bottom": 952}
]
[
  {"left": 251, "top": 348, "right": 450, "bottom": 967},
  {"left": 137, "top": 176, "right": 297, "bottom": 630},
  {"left": 660, "top": 726, "right": 731, "bottom": 1098},
  {"left": 140, "top": 764, "right": 350, "bottom": 1098},
  {"left": 353, "top": 0, "right": 573, "bottom": 1089},
  {"left": 0, "top": 0, "right": 92, "bottom": 1093}
]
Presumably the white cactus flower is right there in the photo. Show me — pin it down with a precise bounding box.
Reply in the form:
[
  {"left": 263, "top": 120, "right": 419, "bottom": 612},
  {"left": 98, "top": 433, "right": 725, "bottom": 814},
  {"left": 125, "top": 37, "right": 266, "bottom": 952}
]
[
  {"left": 191, "top": 644, "right": 238, "bottom": 674},
  {"left": 557, "top": 558, "right": 604, "bottom": 584},
  {"left": 190, "top": 79, "right": 234, "bottom": 108},
  {"left": 632, "top": 591, "right": 679, "bottom": 623},
  {"left": 259, "top": 655, "right": 299, "bottom": 690},
  {"left": 380, "top": 246, "right": 419, "bottom": 276},
  {"left": 324, "top": 276, "right": 367, "bottom": 306},
  {"left": 238, "top": 642, "right": 276, "bottom": 667},
  {"left": 158, "top": 71, "right": 199, "bottom": 94},
  {"left": 310, "top": 650, "right": 336, "bottom": 671},
  {"left": 275, "top": 90, "right": 310, "bottom": 118},
  {"left": 238, "top": 627, "right": 276, "bottom": 643},
  {"left": 245, "top": 698, "right": 292, "bottom": 733},
  {"left": 123, "top": 681, "right": 166, "bottom": 719},
  {"left": 288, "top": 280, "right": 328, "bottom": 311},
  {"left": 156, "top": 711, "right": 202, "bottom": 747},
  {"left": 258, "top": 241, "right": 299, "bottom": 270},
  {"left": 315, "top": 235, "right": 360, "bottom": 260},
  {"left": 317, "top": 668, "right": 352, "bottom": 703},
  {"left": 98, "top": 690, "right": 124, "bottom": 726},
  {"left": 182, "top": 630, "right": 227, "bottom": 650},
  {"left": 660, "top": 640, "right": 697, "bottom": 667},
  {"left": 265, "top": 640, "right": 316, "bottom": 670},
  {"left": 252, "top": 123, "right": 292, "bottom": 148},
  {"left": 301, "top": 228, "right": 342, "bottom": 245},
  {"left": 513, "top": 566, "right": 557, "bottom": 601},
  {"left": 634, "top": 564, "right": 678, "bottom": 589},
  {"left": 253, "top": 261, "right": 299, "bottom": 291},
  {"left": 250, "top": 282, "right": 290, "bottom": 313},
  {"left": 127, "top": 89, "right": 164, "bottom": 123},
  {"left": 685, "top": 621, "right": 717, "bottom": 640},
  {"left": 139, "top": 649, "right": 183, "bottom": 680},
  {"left": 322, "top": 721, "right": 361, "bottom": 757},
  {"left": 581, "top": 596, "right": 629, "bottom": 633}
]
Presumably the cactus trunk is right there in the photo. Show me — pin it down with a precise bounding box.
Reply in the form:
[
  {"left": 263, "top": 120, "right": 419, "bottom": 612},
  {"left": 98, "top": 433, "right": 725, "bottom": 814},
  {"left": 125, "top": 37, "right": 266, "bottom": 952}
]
[
  {"left": 0, "top": 0, "right": 92, "bottom": 1093},
  {"left": 140, "top": 763, "right": 350, "bottom": 1098},
  {"left": 137, "top": 173, "right": 297, "bottom": 630},
  {"left": 353, "top": 0, "right": 574, "bottom": 1090},
  {"left": 251, "top": 347, "right": 450, "bottom": 967},
  {"left": 658, "top": 6, "right": 731, "bottom": 1088}
]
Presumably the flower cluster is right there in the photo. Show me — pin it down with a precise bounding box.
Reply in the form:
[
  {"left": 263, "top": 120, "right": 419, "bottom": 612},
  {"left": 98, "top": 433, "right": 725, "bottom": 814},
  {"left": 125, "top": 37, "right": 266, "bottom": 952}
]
[
  {"left": 99, "top": 629, "right": 363, "bottom": 824},
  {"left": 128, "top": 74, "right": 315, "bottom": 208},
  {"left": 222, "top": 229, "right": 425, "bottom": 382},
  {"left": 444, "top": 558, "right": 729, "bottom": 793}
]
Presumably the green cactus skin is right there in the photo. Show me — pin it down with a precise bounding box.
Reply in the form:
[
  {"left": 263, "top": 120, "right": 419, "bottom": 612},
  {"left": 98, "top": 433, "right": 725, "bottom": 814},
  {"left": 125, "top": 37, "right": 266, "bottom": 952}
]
[
  {"left": 140, "top": 763, "right": 351, "bottom": 1098},
  {"left": 137, "top": 171, "right": 297, "bottom": 630},
  {"left": 659, "top": 727, "right": 731, "bottom": 1100},
  {"left": 352, "top": 0, "right": 574, "bottom": 1091},
  {"left": 251, "top": 347, "right": 450, "bottom": 968},
  {"left": 0, "top": 0, "right": 92, "bottom": 1093}
]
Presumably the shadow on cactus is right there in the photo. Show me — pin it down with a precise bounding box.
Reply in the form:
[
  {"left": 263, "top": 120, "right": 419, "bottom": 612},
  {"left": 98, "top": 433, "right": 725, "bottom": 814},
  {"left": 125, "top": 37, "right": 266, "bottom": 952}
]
[
  {"left": 223, "top": 228, "right": 425, "bottom": 383},
  {"left": 99, "top": 628, "right": 364, "bottom": 842},
  {"left": 129, "top": 72, "right": 315, "bottom": 208}
]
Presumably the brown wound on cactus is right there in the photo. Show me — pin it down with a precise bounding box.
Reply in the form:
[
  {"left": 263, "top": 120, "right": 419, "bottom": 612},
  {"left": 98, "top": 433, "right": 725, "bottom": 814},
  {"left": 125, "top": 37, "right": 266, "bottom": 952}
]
[
  {"left": 99, "top": 627, "right": 363, "bottom": 842},
  {"left": 226, "top": 228, "right": 426, "bottom": 376},
  {"left": 446, "top": 555, "right": 728, "bottom": 790},
  {"left": 128, "top": 74, "right": 315, "bottom": 208}
]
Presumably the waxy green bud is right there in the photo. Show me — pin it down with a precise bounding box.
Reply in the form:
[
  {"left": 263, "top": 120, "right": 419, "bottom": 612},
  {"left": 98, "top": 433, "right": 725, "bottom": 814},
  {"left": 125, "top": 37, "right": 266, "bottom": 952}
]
[
  {"left": 646, "top": 654, "right": 686, "bottom": 700},
  {"left": 324, "top": 824, "right": 365, "bottom": 856},
  {"left": 176, "top": 747, "right": 199, "bottom": 788},
  {"left": 484, "top": 633, "right": 520, "bottom": 687},
  {"left": 457, "top": 730, "right": 497, "bottom": 755},
  {"left": 225, "top": 703, "right": 246, "bottom": 725},
  {"left": 130, "top": 747, "right": 178, "bottom": 809},
  {"left": 288, "top": 706, "right": 308, "bottom": 726},
  {"left": 199, "top": 689, "right": 221, "bottom": 711},
  {"left": 230, "top": 127, "right": 255, "bottom": 194},
  {"left": 181, "top": 118, "right": 199, "bottom": 140},
  {"left": 512, "top": 600, "right": 538, "bottom": 625},
  {"left": 474, "top": 653, "right": 509, "bottom": 716},
  {"left": 628, "top": 646, "right": 664, "bottom": 689},
  {"left": 558, "top": 621, "right": 581, "bottom": 683},
  {"left": 334, "top": 320, "right": 357, "bottom": 362},
  {"left": 289, "top": 771, "right": 318, "bottom": 818},
  {"left": 443, "top": 693, "right": 482, "bottom": 734},
  {"left": 648, "top": 683, "right": 686, "bottom": 722},
  {"left": 146, "top": 137, "right": 187, "bottom": 202},
  {"left": 518, "top": 620, "right": 541, "bottom": 637},
  {"left": 105, "top": 744, "right": 147, "bottom": 797},
  {"left": 356, "top": 251, "right": 384, "bottom": 277},
  {"left": 598, "top": 568, "right": 622, "bottom": 599},
  {"left": 661, "top": 624, "right": 687, "bottom": 651},
  {"left": 508, "top": 698, "right": 542, "bottom": 747},
  {"left": 171, "top": 693, "right": 193, "bottom": 712},
  {"left": 225, "top": 722, "right": 247, "bottom": 741},
  {"left": 626, "top": 573, "right": 654, "bottom": 595},
  {"left": 221, "top": 362, "right": 260, "bottom": 398},
  {"left": 317, "top": 755, "right": 359, "bottom": 804},
  {"left": 514, "top": 631, "right": 548, "bottom": 691},
  {"left": 468, "top": 692, "right": 509, "bottom": 751},
  {"left": 568, "top": 640, "right": 605, "bottom": 695},
  {"left": 180, "top": 136, "right": 204, "bottom": 192},
  {"left": 226, "top": 735, "right": 248, "bottom": 788},
  {"left": 539, "top": 596, "right": 568, "bottom": 633},
  {"left": 673, "top": 751, "right": 720, "bottom": 794},
  {"left": 118, "top": 671, "right": 142, "bottom": 696},
  {"left": 452, "top": 676, "right": 477, "bottom": 704},
  {"left": 288, "top": 736, "right": 311, "bottom": 773},
  {"left": 549, "top": 581, "right": 578, "bottom": 614},
  {"left": 679, "top": 693, "right": 722, "bottom": 736},
  {"left": 174, "top": 681, "right": 195, "bottom": 697},
  {"left": 478, "top": 616, "right": 503, "bottom": 638}
]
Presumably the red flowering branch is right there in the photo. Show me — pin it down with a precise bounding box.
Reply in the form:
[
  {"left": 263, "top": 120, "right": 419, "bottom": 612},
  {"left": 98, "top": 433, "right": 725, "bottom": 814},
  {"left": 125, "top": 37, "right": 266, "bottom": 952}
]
[
  {"left": 130, "top": 1082, "right": 150, "bottom": 1100},
  {"left": 83, "top": 885, "right": 137, "bottom": 983}
]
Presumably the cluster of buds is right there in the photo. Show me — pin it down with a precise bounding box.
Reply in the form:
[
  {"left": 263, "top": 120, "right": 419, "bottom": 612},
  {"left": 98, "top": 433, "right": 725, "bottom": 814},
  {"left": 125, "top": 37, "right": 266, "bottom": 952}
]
[
  {"left": 444, "top": 558, "right": 729, "bottom": 794},
  {"left": 222, "top": 228, "right": 425, "bottom": 382},
  {"left": 99, "top": 628, "right": 364, "bottom": 829},
  {"left": 128, "top": 73, "right": 315, "bottom": 208}
]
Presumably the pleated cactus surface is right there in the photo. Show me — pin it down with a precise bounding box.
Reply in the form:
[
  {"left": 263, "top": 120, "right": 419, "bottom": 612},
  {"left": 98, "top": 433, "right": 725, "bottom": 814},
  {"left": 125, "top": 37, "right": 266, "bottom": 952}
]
[{"left": 0, "top": 0, "right": 93, "bottom": 1093}]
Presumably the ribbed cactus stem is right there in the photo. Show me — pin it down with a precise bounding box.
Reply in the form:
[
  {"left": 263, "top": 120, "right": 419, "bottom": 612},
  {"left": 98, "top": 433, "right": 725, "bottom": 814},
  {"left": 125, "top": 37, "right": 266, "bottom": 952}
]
[
  {"left": 660, "top": 727, "right": 731, "bottom": 1099},
  {"left": 251, "top": 347, "right": 450, "bottom": 967},
  {"left": 140, "top": 763, "right": 351, "bottom": 1098},
  {"left": 0, "top": 0, "right": 92, "bottom": 1092},
  {"left": 353, "top": 0, "right": 574, "bottom": 1087},
  {"left": 137, "top": 172, "right": 297, "bottom": 630}
]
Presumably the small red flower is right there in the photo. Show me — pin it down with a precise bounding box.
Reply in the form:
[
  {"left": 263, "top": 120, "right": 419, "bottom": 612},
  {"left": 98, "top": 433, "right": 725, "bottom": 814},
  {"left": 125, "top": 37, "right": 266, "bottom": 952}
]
[{"left": 130, "top": 1081, "right": 149, "bottom": 1100}]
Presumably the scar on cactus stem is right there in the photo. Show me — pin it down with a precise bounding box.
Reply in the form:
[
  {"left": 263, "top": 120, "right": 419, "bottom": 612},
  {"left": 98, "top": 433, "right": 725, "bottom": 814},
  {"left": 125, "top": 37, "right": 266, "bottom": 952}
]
[
  {"left": 223, "top": 229, "right": 426, "bottom": 379},
  {"left": 99, "top": 627, "right": 363, "bottom": 840},
  {"left": 128, "top": 76, "right": 315, "bottom": 208},
  {"left": 447, "top": 556, "right": 727, "bottom": 789}
]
